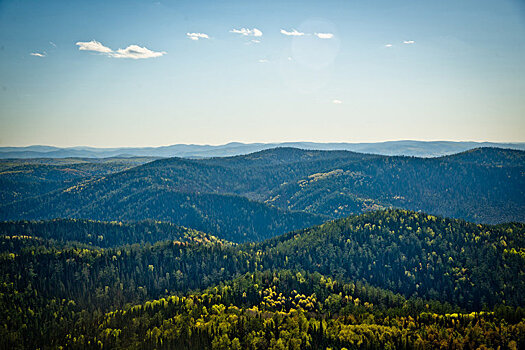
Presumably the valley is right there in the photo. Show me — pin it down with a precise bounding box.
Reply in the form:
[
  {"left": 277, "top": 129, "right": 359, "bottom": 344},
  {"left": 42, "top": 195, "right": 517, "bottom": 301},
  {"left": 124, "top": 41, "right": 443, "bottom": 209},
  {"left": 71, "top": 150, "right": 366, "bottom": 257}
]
[{"left": 0, "top": 147, "right": 524, "bottom": 348}]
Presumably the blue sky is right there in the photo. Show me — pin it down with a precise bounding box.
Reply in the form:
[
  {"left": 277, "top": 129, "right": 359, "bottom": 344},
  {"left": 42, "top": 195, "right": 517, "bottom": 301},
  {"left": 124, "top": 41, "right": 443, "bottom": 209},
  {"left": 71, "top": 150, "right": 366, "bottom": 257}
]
[{"left": 0, "top": 0, "right": 524, "bottom": 147}]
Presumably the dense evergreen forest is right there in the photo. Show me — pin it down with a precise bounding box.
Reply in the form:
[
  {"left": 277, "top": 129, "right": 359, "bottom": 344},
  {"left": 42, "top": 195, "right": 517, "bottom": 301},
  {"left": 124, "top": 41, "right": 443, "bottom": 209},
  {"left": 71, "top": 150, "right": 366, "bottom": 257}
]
[
  {"left": 1, "top": 209, "right": 524, "bottom": 348},
  {"left": 0, "top": 148, "right": 524, "bottom": 242},
  {"left": 0, "top": 148, "right": 524, "bottom": 348},
  {"left": 0, "top": 219, "right": 225, "bottom": 249},
  {"left": 0, "top": 157, "right": 157, "bottom": 204}
]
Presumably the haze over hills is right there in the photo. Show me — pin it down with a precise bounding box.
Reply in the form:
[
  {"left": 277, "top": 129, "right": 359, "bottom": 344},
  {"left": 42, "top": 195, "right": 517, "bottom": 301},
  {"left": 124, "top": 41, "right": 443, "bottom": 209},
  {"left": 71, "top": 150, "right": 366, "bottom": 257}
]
[{"left": 1, "top": 140, "right": 524, "bottom": 159}]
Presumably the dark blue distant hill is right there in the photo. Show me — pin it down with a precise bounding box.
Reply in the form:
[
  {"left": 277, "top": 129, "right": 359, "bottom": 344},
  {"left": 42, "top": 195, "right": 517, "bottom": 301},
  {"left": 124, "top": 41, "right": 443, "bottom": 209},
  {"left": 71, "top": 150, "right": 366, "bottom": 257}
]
[
  {"left": 1, "top": 140, "right": 524, "bottom": 158},
  {"left": 1, "top": 147, "right": 523, "bottom": 241}
]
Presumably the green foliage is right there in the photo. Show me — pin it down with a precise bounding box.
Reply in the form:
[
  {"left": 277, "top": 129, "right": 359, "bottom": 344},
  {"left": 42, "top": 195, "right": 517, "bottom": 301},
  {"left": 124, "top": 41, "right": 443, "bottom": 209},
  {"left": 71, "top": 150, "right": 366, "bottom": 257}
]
[
  {"left": 1, "top": 210, "right": 523, "bottom": 313},
  {"left": 1, "top": 148, "right": 523, "bottom": 244},
  {"left": 0, "top": 157, "right": 156, "bottom": 203},
  {"left": 0, "top": 145, "right": 524, "bottom": 350},
  {"left": 0, "top": 219, "right": 225, "bottom": 250},
  {"left": 4, "top": 270, "right": 524, "bottom": 349},
  {"left": 0, "top": 209, "right": 524, "bottom": 348},
  {"left": 259, "top": 209, "right": 525, "bottom": 308},
  {"left": 267, "top": 148, "right": 525, "bottom": 223}
]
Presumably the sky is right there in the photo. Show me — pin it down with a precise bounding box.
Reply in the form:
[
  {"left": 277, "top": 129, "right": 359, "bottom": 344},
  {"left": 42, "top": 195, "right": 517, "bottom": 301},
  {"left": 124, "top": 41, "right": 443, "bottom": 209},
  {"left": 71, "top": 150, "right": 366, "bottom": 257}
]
[{"left": 0, "top": 0, "right": 524, "bottom": 147}]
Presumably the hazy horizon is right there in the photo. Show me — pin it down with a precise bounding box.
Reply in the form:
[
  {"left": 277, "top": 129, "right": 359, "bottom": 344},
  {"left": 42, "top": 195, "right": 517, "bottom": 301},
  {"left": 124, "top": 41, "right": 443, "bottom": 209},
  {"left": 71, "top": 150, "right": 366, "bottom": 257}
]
[{"left": 1, "top": 139, "right": 525, "bottom": 149}]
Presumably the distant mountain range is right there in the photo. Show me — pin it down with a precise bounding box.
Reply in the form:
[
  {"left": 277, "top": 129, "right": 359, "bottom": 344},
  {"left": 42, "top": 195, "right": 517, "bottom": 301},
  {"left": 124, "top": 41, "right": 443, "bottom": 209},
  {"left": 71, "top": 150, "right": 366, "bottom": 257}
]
[{"left": 1, "top": 140, "right": 524, "bottom": 159}]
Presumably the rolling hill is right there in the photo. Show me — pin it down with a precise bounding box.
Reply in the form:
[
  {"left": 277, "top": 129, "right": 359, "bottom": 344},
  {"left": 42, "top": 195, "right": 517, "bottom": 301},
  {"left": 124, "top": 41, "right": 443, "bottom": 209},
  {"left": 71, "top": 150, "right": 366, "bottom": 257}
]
[
  {"left": 1, "top": 209, "right": 524, "bottom": 348},
  {"left": 2, "top": 209, "right": 524, "bottom": 309},
  {"left": 0, "top": 148, "right": 523, "bottom": 243},
  {"left": 0, "top": 157, "right": 158, "bottom": 203},
  {"left": 266, "top": 148, "right": 525, "bottom": 223},
  {"left": 0, "top": 219, "right": 225, "bottom": 250}
]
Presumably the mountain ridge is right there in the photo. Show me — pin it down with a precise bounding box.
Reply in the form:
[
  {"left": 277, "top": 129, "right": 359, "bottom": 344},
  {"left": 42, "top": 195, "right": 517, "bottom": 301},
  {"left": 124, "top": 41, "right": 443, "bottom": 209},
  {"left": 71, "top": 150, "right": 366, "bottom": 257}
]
[
  {"left": 0, "top": 147, "right": 523, "bottom": 243},
  {"left": 2, "top": 140, "right": 524, "bottom": 159}
]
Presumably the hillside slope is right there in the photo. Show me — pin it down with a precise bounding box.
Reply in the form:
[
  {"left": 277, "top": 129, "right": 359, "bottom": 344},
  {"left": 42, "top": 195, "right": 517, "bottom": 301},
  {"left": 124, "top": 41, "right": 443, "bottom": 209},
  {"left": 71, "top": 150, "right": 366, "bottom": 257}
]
[
  {"left": 0, "top": 189, "right": 325, "bottom": 243},
  {"left": 2, "top": 210, "right": 523, "bottom": 310},
  {"left": 0, "top": 219, "right": 224, "bottom": 249},
  {"left": 56, "top": 271, "right": 525, "bottom": 349},
  {"left": 1, "top": 209, "right": 524, "bottom": 348},
  {"left": 267, "top": 148, "right": 525, "bottom": 223},
  {"left": 0, "top": 148, "right": 523, "bottom": 242},
  {"left": 0, "top": 157, "right": 157, "bottom": 203}
]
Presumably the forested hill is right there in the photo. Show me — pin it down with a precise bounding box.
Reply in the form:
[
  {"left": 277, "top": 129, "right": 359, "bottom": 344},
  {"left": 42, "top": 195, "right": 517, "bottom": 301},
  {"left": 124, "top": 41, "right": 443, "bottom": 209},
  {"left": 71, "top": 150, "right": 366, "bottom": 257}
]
[
  {"left": 0, "top": 193, "right": 325, "bottom": 243},
  {"left": 1, "top": 209, "right": 524, "bottom": 309},
  {"left": 0, "top": 147, "right": 523, "bottom": 242},
  {"left": 59, "top": 270, "right": 525, "bottom": 349},
  {"left": 1, "top": 209, "right": 524, "bottom": 348},
  {"left": 266, "top": 147, "right": 525, "bottom": 223},
  {"left": 258, "top": 209, "right": 525, "bottom": 308},
  {"left": 0, "top": 219, "right": 226, "bottom": 250},
  {"left": 441, "top": 147, "right": 525, "bottom": 166},
  {"left": 0, "top": 157, "right": 157, "bottom": 204}
]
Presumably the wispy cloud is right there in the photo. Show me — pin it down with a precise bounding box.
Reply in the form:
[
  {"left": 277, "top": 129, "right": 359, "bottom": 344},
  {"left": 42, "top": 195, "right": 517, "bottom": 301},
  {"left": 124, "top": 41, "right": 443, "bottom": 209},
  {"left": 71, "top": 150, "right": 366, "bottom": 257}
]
[
  {"left": 332, "top": 99, "right": 342, "bottom": 104},
  {"left": 230, "top": 28, "right": 263, "bottom": 37},
  {"left": 385, "top": 44, "right": 393, "bottom": 48},
  {"left": 49, "top": 41, "right": 57, "bottom": 48},
  {"left": 186, "top": 32, "right": 209, "bottom": 41},
  {"left": 111, "top": 45, "right": 166, "bottom": 59},
  {"left": 251, "top": 39, "right": 261, "bottom": 44},
  {"left": 403, "top": 40, "right": 415, "bottom": 44},
  {"left": 280, "top": 29, "right": 305, "bottom": 36},
  {"left": 30, "top": 52, "right": 46, "bottom": 57},
  {"left": 76, "top": 40, "right": 165, "bottom": 59},
  {"left": 314, "top": 33, "right": 334, "bottom": 39},
  {"left": 76, "top": 40, "right": 113, "bottom": 53},
  {"left": 258, "top": 59, "right": 269, "bottom": 63}
]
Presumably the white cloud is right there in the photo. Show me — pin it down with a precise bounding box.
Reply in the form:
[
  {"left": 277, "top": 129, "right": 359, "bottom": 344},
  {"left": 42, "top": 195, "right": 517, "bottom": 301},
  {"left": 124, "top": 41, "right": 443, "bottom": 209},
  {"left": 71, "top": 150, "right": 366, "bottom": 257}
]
[
  {"left": 403, "top": 40, "right": 415, "bottom": 44},
  {"left": 287, "top": 56, "right": 293, "bottom": 61},
  {"left": 258, "top": 59, "right": 269, "bottom": 63},
  {"left": 111, "top": 45, "right": 166, "bottom": 59},
  {"left": 314, "top": 32, "right": 334, "bottom": 39},
  {"left": 30, "top": 52, "right": 46, "bottom": 57},
  {"left": 76, "top": 40, "right": 165, "bottom": 59},
  {"left": 76, "top": 40, "right": 113, "bottom": 53},
  {"left": 385, "top": 44, "right": 393, "bottom": 48},
  {"left": 49, "top": 41, "right": 57, "bottom": 48},
  {"left": 280, "top": 29, "right": 305, "bottom": 36},
  {"left": 186, "top": 32, "right": 209, "bottom": 41},
  {"left": 332, "top": 99, "right": 342, "bottom": 104},
  {"left": 230, "top": 28, "right": 263, "bottom": 37},
  {"left": 251, "top": 39, "right": 261, "bottom": 44}
]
